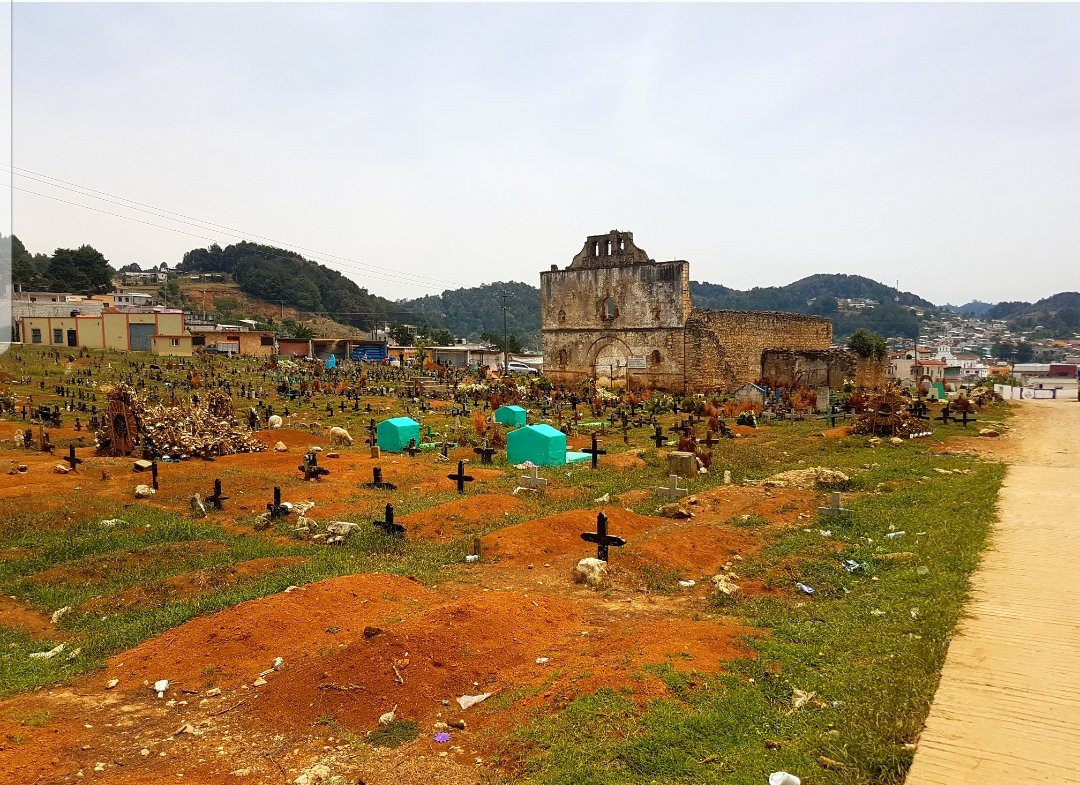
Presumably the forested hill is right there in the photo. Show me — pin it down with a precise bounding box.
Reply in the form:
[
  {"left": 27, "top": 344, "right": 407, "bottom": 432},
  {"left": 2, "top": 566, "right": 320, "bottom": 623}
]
[
  {"left": 397, "top": 281, "right": 541, "bottom": 347},
  {"left": 690, "top": 274, "right": 935, "bottom": 339},
  {"left": 985, "top": 292, "right": 1080, "bottom": 336},
  {"left": 178, "top": 242, "right": 403, "bottom": 331}
]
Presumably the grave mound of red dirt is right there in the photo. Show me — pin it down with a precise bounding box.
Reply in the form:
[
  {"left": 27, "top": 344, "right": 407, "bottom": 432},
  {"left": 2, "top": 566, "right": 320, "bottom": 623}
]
[
  {"left": 684, "top": 485, "right": 820, "bottom": 528},
  {"left": 80, "top": 556, "right": 309, "bottom": 613},
  {"left": 104, "top": 573, "right": 436, "bottom": 690},
  {"left": 247, "top": 589, "right": 757, "bottom": 741},
  {"left": 0, "top": 595, "right": 67, "bottom": 640},
  {"left": 398, "top": 494, "right": 527, "bottom": 539},
  {"left": 605, "top": 450, "right": 646, "bottom": 469},
  {"left": 481, "top": 508, "right": 664, "bottom": 566},
  {"left": 406, "top": 466, "right": 503, "bottom": 494},
  {"left": 619, "top": 525, "right": 762, "bottom": 574},
  {"left": 28, "top": 541, "right": 229, "bottom": 587},
  {"left": 821, "top": 425, "right": 855, "bottom": 439}
]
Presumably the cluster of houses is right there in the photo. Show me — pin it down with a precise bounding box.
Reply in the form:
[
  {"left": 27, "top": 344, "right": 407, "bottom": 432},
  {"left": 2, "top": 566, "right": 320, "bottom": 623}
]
[
  {"left": 886, "top": 343, "right": 1079, "bottom": 396},
  {"left": 11, "top": 288, "right": 542, "bottom": 371}
]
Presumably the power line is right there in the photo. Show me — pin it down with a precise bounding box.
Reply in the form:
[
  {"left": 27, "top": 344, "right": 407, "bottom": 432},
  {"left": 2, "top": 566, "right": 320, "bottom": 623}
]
[{"left": 3, "top": 164, "right": 462, "bottom": 291}]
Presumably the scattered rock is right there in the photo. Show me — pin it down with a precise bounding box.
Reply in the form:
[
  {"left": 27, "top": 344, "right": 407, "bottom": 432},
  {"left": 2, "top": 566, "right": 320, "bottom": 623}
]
[
  {"left": 51, "top": 606, "right": 71, "bottom": 624},
  {"left": 29, "top": 643, "right": 66, "bottom": 660},
  {"left": 205, "top": 687, "right": 221, "bottom": 697},
  {"left": 105, "top": 679, "right": 119, "bottom": 690},
  {"left": 99, "top": 518, "right": 126, "bottom": 528},
  {"left": 979, "top": 428, "right": 1000, "bottom": 438},
  {"left": 363, "top": 626, "right": 383, "bottom": 639},
  {"left": 378, "top": 705, "right": 397, "bottom": 726},
  {"left": 573, "top": 557, "right": 607, "bottom": 588},
  {"left": 818, "top": 755, "right": 847, "bottom": 770},
  {"left": 294, "top": 764, "right": 332, "bottom": 785},
  {"left": 889, "top": 437, "right": 904, "bottom": 445},
  {"left": 134, "top": 484, "right": 156, "bottom": 498},
  {"left": 133, "top": 459, "right": 154, "bottom": 471},
  {"left": 659, "top": 503, "right": 694, "bottom": 519},
  {"left": 252, "top": 676, "right": 267, "bottom": 687},
  {"left": 190, "top": 493, "right": 207, "bottom": 518},
  {"left": 153, "top": 679, "right": 169, "bottom": 698},
  {"left": 274, "top": 441, "right": 288, "bottom": 452},
  {"left": 760, "top": 467, "right": 850, "bottom": 490},
  {"left": 54, "top": 464, "right": 71, "bottom": 474},
  {"left": 711, "top": 574, "right": 740, "bottom": 596},
  {"left": 325, "top": 452, "right": 340, "bottom": 459}
]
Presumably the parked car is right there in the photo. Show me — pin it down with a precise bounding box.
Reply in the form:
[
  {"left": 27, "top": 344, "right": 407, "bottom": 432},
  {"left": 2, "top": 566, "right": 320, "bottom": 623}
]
[{"left": 505, "top": 361, "right": 541, "bottom": 375}]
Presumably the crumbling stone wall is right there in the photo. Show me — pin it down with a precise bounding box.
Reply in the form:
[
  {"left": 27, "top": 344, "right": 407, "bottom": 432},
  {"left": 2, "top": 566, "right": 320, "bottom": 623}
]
[
  {"left": 541, "top": 231, "right": 834, "bottom": 392},
  {"left": 686, "top": 311, "right": 832, "bottom": 391},
  {"left": 761, "top": 348, "right": 855, "bottom": 389},
  {"left": 854, "top": 357, "right": 887, "bottom": 389}
]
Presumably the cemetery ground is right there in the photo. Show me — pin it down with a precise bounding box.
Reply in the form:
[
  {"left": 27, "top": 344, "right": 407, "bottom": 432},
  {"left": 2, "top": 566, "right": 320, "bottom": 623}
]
[{"left": 0, "top": 350, "right": 1013, "bottom": 784}]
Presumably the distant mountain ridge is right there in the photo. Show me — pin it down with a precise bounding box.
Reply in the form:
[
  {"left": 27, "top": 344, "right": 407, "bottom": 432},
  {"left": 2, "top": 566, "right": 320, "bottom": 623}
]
[{"left": 174, "top": 242, "right": 1078, "bottom": 344}]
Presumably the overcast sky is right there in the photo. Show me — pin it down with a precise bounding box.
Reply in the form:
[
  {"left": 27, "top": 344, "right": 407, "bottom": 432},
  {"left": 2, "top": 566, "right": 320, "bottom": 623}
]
[{"left": 11, "top": 3, "right": 1080, "bottom": 305}]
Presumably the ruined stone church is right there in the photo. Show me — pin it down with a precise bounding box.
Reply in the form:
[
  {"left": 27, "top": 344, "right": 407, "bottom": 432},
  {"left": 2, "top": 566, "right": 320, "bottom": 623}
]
[{"left": 541, "top": 230, "right": 847, "bottom": 392}]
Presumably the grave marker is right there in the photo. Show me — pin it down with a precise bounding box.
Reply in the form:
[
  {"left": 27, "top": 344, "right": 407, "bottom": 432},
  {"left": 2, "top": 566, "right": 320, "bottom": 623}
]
[
  {"left": 207, "top": 479, "right": 229, "bottom": 510},
  {"left": 473, "top": 442, "right": 496, "bottom": 464},
  {"left": 817, "top": 492, "right": 850, "bottom": 517},
  {"left": 518, "top": 465, "right": 548, "bottom": 493},
  {"left": 373, "top": 503, "right": 405, "bottom": 536},
  {"left": 656, "top": 474, "right": 688, "bottom": 501},
  {"left": 62, "top": 444, "right": 83, "bottom": 472},
  {"left": 582, "top": 433, "right": 607, "bottom": 469},
  {"left": 365, "top": 466, "right": 397, "bottom": 491},
  {"left": 447, "top": 460, "right": 475, "bottom": 494},
  {"left": 267, "top": 486, "right": 289, "bottom": 519},
  {"left": 580, "top": 512, "right": 626, "bottom": 561}
]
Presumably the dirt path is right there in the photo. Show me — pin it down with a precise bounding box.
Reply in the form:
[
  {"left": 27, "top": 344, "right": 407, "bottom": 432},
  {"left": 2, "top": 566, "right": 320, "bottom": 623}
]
[{"left": 907, "top": 399, "right": 1080, "bottom": 785}]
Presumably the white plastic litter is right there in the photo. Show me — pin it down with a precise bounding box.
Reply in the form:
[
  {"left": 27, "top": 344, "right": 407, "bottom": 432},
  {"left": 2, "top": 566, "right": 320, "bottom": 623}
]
[
  {"left": 678, "top": 580, "right": 696, "bottom": 588},
  {"left": 29, "top": 643, "right": 65, "bottom": 660},
  {"left": 153, "top": 679, "right": 169, "bottom": 698},
  {"left": 769, "top": 773, "right": 801, "bottom": 785},
  {"left": 378, "top": 704, "right": 398, "bottom": 726},
  {"left": 456, "top": 693, "right": 492, "bottom": 710}
]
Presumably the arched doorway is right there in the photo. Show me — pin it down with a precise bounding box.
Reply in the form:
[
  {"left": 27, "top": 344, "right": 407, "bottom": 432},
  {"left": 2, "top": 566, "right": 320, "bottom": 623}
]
[{"left": 591, "top": 338, "right": 632, "bottom": 389}]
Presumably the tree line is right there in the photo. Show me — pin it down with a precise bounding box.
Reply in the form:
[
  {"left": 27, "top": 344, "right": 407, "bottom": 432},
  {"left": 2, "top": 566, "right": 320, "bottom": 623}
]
[{"left": 5, "top": 235, "right": 115, "bottom": 294}]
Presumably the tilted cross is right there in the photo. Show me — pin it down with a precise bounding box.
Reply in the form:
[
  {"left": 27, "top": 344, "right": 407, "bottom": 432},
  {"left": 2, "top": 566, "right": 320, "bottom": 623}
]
[
  {"left": 580, "top": 511, "right": 626, "bottom": 561},
  {"left": 403, "top": 439, "right": 420, "bottom": 458},
  {"left": 372, "top": 503, "right": 405, "bottom": 536},
  {"left": 447, "top": 460, "right": 475, "bottom": 494},
  {"left": 652, "top": 425, "right": 667, "bottom": 449},
  {"left": 299, "top": 451, "right": 330, "bottom": 481},
  {"left": 656, "top": 474, "right": 688, "bottom": 501}
]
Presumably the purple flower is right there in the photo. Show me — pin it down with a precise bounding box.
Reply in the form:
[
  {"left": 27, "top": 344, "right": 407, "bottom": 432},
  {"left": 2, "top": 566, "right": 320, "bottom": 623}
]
[{"left": 434, "top": 732, "right": 451, "bottom": 743}]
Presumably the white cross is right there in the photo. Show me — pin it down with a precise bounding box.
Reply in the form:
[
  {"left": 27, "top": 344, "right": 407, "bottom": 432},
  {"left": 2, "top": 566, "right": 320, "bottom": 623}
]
[
  {"left": 656, "top": 474, "right": 688, "bottom": 501},
  {"left": 817, "top": 492, "right": 850, "bottom": 516},
  {"left": 518, "top": 465, "right": 548, "bottom": 491}
]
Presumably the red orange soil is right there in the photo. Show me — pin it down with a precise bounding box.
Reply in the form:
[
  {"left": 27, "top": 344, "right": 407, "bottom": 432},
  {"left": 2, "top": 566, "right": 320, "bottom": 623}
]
[
  {"left": 399, "top": 494, "right": 528, "bottom": 539},
  {"left": 0, "top": 595, "right": 65, "bottom": 640}
]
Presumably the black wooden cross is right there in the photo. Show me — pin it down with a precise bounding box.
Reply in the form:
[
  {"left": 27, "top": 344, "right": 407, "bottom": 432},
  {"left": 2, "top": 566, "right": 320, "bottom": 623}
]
[
  {"left": 653, "top": 425, "right": 667, "bottom": 449},
  {"left": 207, "top": 478, "right": 229, "bottom": 510},
  {"left": 447, "top": 460, "right": 475, "bottom": 494},
  {"left": 582, "top": 433, "right": 607, "bottom": 469},
  {"left": 373, "top": 503, "right": 405, "bottom": 536},
  {"left": 580, "top": 512, "right": 626, "bottom": 561},
  {"left": 909, "top": 399, "right": 930, "bottom": 420},
  {"left": 267, "top": 486, "right": 289, "bottom": 519},
  {"left": 403, "top": 439, "right": 420, "bottom": 458},
  {"left": 366, "top": 418, "right": 378, "bottom": 447},
  {"left": 440, "top": 438, "right": 450, "bottom": 458},
  {"left": 151, "top": 460, "right": 159, "bottom": 490},
  {"left": 299, "top": 451, "right": 330, "bottom": 481},
  {"left": 935, "top": 404, "right": 953, "bottom": 425},
  {"left": 702, "top": 430, "right": 719, "bottom": 448},
  {"left": 364, "top": 466, "right": 397, "bottom": 491},
  {"left": 65, "top": 444, "right": 82, "bottom": 472},
  {"left": 473, "top": 442, "right": 496, "bottom": 464}
]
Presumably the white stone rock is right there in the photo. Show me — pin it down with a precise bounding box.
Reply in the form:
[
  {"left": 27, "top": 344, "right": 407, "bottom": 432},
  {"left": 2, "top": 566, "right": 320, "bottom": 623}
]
[
  {"left": 134, "top": 484, "right": 156, "bottom": 498},
  {"left": 573, "top": 557, "right": 607, "bottom": 588}
]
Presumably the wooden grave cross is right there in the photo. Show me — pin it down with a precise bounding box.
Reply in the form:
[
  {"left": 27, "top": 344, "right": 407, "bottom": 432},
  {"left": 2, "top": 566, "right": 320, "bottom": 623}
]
[
  {"left": 372, "top": 503, "right": 405, "bottom": 536},
  {"left": 207, "top": 479, "right": 229, "bottom": 510},
  {"left": 151, "top": 460, "right": 159, "bottom": 490},
  {"left": 366, "top": 418, "right": 378, "bottom": 447},
  {"left": 65, "top": 444, "right": 83, "bottom": 472},
  {"left": 652, "top": 425, "right": 667, "bottom": 449},
  {"left": 299, "top": 451, "right": 330, "bottom": 481},
  {"left": 267, "top": 486, "right": 289, "bottom": 519},
  {"left": 364, "top": 466, "right": 397, "bottom": 491},
  {"left": 817, "top": 492, "right": 850, "bottom": 517},
  {"left": 580, "top": 512, "right": 626, "bottom": 562},
  {"left": 473, "top": 441, "right": 496, "bottom": 464},
  {"left": 403, "top": 439, "right": 420, "bottom": 458},
  {"left": 656, "top": 474, "right": 688, "bottom": 501},
  {"left": 447, "top": 460, "right": 475, "bottom": 494},
  {"left": 582, "top": 433, "right": 606, "bottom": 469}
]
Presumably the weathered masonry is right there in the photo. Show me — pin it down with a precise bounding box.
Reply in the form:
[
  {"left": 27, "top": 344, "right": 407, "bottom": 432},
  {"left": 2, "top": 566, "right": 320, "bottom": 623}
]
[{"left": 541, "top": 230, "right": 836, "bottom": 392}]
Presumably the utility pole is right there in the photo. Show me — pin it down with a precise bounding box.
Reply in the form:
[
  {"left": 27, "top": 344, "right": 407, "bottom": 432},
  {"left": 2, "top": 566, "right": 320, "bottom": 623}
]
[{"left": 498, "top": 291, "right": 510, "bottom": 375}]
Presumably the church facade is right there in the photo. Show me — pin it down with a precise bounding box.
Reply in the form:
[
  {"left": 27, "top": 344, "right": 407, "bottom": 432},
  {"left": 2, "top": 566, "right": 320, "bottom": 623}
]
[{"left": 540, "top": 230, "right": 837, "bottom": 392}]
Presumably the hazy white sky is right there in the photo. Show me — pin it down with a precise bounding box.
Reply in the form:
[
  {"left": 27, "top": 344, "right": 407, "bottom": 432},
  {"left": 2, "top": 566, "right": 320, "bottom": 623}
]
[{"left": 11, "top": 3, "right": 1080, "bottom": 305}]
